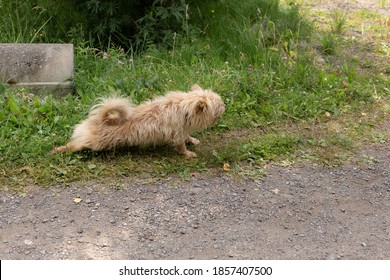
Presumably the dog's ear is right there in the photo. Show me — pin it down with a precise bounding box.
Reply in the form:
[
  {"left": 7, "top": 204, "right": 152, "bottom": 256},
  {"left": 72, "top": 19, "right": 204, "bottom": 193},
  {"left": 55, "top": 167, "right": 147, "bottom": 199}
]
[
  {"left": 195, "top": 98, "right": 207, "bottom": 113},
  {"left": 191, "top": 84, "right": 202, "bottom": 91}
]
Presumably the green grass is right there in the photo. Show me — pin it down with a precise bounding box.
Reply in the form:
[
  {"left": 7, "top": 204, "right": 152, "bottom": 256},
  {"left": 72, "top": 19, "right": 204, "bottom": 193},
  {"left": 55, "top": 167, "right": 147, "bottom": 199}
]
[
  {"left": 330, "top": 11, "right": 347, "bottom": 35},
  {"left": 0, "top": 0, "right": 81, "bottom": 44},
  {"left": 1, "top": 0, "right": 389, "bottom": 191}
]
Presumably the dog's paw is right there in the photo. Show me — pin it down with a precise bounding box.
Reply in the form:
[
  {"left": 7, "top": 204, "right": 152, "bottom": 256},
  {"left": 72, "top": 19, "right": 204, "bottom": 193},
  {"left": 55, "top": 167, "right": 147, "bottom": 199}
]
[
  {"left": 184, "top": 151, "right": 197, "bottom": 158},
  {"left": 187, "top": 137, "right": 200, "bottom": 146}
]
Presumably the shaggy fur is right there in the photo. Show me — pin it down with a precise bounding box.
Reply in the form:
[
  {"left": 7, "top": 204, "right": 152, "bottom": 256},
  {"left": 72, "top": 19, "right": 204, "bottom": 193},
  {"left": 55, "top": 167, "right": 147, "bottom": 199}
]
[{"left": 51, "top": 84, "right": 225, "bottom": 158}]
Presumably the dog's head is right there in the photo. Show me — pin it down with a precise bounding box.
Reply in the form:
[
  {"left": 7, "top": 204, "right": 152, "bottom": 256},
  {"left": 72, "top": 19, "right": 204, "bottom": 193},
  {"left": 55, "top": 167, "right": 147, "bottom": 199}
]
[{"left": 186, "top": 85, "right": 225, "bottom": 130}]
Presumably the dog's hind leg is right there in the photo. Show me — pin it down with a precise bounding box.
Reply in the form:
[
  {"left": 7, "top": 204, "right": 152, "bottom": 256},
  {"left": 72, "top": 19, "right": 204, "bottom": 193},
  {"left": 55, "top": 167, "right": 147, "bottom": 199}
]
[{"left": 50, "top": 142, "right": 84, "bottom": 154}]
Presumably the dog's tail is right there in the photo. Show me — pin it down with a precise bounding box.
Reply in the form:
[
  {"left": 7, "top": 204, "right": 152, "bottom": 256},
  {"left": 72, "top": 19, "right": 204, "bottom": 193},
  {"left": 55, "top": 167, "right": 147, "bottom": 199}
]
[{"left": 90, "top": 97, "right": 134, "bottom": 125}]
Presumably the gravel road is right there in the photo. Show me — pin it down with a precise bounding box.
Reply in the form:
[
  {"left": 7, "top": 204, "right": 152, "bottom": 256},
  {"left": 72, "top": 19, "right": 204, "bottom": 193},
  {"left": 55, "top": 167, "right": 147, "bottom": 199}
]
[{"left": 1, "top": 142, "right": 389, "bottom": 260}]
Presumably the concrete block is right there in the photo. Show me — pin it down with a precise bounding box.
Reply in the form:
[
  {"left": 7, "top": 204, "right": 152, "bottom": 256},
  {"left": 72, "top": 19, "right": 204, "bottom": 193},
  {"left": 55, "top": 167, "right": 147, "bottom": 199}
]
[{"left": 0, "top": 43, "right": 74, "bottom": 93}]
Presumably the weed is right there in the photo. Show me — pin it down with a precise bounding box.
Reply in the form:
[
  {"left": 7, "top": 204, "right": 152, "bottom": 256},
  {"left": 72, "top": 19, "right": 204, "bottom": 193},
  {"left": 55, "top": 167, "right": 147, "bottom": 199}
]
[
  {"left": 371, "top": 133, "right": 388, "bottom": 144},
  {"left": 362, "top": 155, "right": 379, "bottom": 165},
  {"left": 241, "top": 134, "right": 301, "bottom": 163},
  {"left": 330, "top": 11, "right": 347, "bottom": 35},
  {"left": 320, "top": 33, "right": 337, "bottom": 55},
  {"left": 377, "top": 0, "right": 388, "bottom": 9}
]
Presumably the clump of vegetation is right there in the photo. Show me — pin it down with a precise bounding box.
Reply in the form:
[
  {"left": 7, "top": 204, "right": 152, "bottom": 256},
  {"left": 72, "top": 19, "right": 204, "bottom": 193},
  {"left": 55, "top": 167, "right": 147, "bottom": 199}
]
[{"left": 330, "top": 11, "right": 347, "bottom": 35}]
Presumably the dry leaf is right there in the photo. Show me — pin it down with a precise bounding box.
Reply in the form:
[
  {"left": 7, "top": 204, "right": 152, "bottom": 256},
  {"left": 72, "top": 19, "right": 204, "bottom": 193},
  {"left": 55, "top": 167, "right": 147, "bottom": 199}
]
[
  {"left": 325, "top": 112, "right": 331, "bottom": 118},
  {"left": 73, "top": 198, "right": 82, "bottom": 203},
  {"left": 223, "top": 163, "right": 231, "bottom": 171}
]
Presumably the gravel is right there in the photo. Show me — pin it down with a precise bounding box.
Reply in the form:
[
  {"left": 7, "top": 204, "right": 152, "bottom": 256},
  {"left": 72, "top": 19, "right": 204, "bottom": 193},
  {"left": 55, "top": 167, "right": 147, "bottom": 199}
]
[{"left": 0, "top": 143, "right": 389, "bottom": 260}]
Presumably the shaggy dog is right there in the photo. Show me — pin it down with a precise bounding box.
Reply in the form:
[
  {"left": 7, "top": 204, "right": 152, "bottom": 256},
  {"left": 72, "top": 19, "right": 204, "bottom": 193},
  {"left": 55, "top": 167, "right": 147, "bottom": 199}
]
[{"left": 51, "top": 84, "right": 225, "bottom": 158}]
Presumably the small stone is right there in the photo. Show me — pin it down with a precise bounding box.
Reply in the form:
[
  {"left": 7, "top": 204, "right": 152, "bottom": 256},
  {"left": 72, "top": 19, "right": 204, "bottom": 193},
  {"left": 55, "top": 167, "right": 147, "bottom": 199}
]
[{"left": 23, "top": 240, "right": 33, "bottom": 245}]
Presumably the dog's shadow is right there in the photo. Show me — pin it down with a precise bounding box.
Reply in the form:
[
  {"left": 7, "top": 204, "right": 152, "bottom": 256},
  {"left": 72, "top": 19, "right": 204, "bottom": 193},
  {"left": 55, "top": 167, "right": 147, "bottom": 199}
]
[{"left": 76, "top": 144, "right": 187, "bottom": 161}]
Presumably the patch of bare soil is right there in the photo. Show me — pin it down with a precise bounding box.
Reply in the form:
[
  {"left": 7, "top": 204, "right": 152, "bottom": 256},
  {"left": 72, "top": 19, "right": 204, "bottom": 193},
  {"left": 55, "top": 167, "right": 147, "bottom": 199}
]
[
  {"left": 1, "top": 0, "right": 389, "bottom": 260},
  {"left": 307, "top": 0, "right": 389, "bottom": 15}
]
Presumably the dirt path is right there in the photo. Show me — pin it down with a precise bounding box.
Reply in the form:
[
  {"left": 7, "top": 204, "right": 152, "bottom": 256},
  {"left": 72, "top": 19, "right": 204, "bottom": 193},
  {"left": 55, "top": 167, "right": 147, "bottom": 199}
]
[
  {"left": 1, "top": 0, "right": 389, "bottom": 260},
  {"left": 1, "top": 141, "right": 389, "bottom": 260}
]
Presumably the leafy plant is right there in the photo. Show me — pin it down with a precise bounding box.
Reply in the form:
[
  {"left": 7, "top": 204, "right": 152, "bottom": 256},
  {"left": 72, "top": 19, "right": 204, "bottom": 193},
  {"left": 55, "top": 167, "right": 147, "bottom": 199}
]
[
  {"left": 135, "top": 0, "right": 191, "bottom": 50},
  {"left": 320, "top": 32, "right": 337, "bottom": 55}
]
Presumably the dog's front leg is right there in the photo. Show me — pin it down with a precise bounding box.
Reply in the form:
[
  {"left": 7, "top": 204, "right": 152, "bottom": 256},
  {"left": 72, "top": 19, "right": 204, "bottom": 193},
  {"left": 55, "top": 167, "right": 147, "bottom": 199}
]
[{"left": 175, "top": 142, "right": 197, "bottom": 158}]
